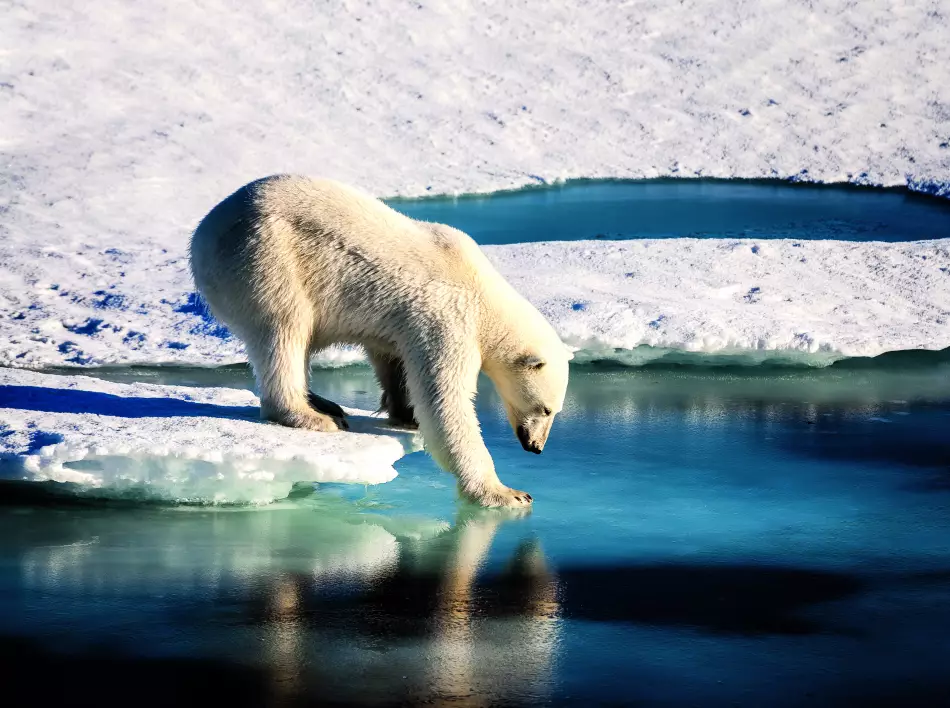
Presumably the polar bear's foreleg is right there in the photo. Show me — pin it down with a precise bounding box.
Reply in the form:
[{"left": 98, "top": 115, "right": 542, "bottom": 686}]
[{"left": 400, "top": 328, "right": 533, "bottom": 508}]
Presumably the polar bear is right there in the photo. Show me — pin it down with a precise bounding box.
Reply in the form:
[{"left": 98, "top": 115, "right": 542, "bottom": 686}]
[{"left": 190, "top": 175, "right": 570, "bottom": 508}]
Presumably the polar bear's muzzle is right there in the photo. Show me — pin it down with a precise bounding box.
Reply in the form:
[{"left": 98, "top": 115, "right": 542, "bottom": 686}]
[{"left": 516, "top": 422, "right": 547, "bottom": 454}]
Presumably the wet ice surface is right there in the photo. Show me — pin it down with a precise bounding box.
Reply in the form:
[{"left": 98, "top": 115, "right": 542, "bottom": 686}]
[{"left": 2, "top": 364, "right": 950, "bottom": 706}]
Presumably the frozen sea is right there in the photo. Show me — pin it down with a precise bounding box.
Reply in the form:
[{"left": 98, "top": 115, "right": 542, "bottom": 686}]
[{"left": 3, "top": 360, "right": 950, "bottom": 706}]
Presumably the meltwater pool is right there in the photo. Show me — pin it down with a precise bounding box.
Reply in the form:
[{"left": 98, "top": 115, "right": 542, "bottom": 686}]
[{"left": 388, "top": 179, "right": 950, "bottom": 244}]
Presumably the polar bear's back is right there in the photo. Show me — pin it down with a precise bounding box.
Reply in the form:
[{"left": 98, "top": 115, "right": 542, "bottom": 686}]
[
  {"left": 193, "top": 175, "right": 481, "bottom": 279},
  {"left": 189, "top": 175, "right": 502, "bottom": 348}
]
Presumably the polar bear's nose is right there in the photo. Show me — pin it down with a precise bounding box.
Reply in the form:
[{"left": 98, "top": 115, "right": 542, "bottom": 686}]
[{"left": 516, "top": 425, "right": 543, "bottom": 454}]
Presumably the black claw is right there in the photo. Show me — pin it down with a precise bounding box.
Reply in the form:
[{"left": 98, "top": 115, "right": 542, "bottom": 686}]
[{"left": 308, "top": 391, "right": 346, "bottom": 419}]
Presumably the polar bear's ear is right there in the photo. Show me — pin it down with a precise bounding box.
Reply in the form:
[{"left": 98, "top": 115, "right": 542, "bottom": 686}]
[{"left": 517, "top": 354, "right": 546, "bottom": 370}]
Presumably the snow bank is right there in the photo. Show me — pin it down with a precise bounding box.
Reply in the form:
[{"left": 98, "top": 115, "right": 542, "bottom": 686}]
[
  {"left": 0, "top": 369, "right": 421, "bottom": 504},
  {"left": 1, "top": 239, "right": 947, "bottom": 369}
]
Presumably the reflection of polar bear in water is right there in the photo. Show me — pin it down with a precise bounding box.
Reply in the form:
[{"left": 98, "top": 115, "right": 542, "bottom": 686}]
[
  {"left": 260, "top": 509, "right": 560, "bottom": 707},
  {"left": 190, "top": 176, "right": 571, "bottom": 507}
]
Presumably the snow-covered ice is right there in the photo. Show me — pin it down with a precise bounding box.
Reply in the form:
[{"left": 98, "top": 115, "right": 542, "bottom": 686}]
[
  {"left": 2, "top": 0, "right": 948, "bottom": 218},
  {"left": 2, "top": 238, "right": 948, "bottom": 369},
  {"left": 491, "top": 238, "right": 950, "bottom": 365},
  {"left": 2, "top": 0, "right": 949, "bottom": 369},
  {"left": 0, "top": 368, "right": 421, "bottom": 503}
]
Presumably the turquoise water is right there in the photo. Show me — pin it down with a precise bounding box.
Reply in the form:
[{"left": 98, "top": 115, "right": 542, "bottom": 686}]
[
  {"left": 388, "top": 180, "right": 950, "bottom": 244},
  {"left": 3, "top": 363, "right": 950, "bottom": 706}
]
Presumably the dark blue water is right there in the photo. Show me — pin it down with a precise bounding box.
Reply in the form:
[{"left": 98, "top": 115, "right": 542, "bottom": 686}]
[
  {"left": 387, "top": 180, "right": 950, "bottom": 244},
  {"left": 3, "top": 364, "right": 950, "bottom": 706}
]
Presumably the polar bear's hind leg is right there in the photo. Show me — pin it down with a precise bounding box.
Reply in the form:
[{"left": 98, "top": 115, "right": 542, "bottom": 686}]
[
  {"left": 247, "top": 320, "right": 345, "bottom": 433},
  {"left": 368, "top": 350, "right": 417, "bottom": 428}
]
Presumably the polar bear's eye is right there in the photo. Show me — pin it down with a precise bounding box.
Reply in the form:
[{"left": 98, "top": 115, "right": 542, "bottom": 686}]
[
  {"left": 542, "top": 407, "right": 552, "bottom": 416},
  {"left": 518, "top": 354, "right": 546, "bottom": 370}
]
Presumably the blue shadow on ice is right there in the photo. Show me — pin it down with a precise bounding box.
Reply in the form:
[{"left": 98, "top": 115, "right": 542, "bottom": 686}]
[
  {"left": 173, "top": 293, "right": 232, "bottom": 339},
  {"left": 0, "top": 385, "right": 258, "bottom": 420},
  {"left": 0, "top": 385, "right": 407, "bottom": 441}
]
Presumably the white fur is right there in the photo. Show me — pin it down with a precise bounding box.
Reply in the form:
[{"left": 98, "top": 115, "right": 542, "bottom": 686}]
[{"left": 190, "top": 175, "right": 570, "bottom": 507}]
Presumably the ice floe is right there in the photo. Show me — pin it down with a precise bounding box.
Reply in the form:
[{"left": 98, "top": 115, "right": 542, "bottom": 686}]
[{"left": 0, "top": 368, "right": 420, "bottom": 503}]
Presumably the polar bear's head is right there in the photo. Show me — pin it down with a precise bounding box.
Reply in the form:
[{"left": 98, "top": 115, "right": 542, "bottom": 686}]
[{"left": 490, "top": 334, "right": 572, "bottom": 455}]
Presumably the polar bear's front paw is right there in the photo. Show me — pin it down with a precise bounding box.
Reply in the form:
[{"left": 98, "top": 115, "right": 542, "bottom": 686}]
[{"left": 471, "top": 485, "right": 533, "bottom": 508}]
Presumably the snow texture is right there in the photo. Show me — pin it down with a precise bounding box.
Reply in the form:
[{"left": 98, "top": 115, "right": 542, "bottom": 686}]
[
  {"left": 2, "top": 0, "right": 948, "bottom": 215},
  {"left": 490, "top": 238, "right": 950, "bottom": 365},
  {"left": 1, "top": 0, "right": 949, "bottom": 368},
  {"left": 0, "top": 368, "right": 421, "bottom": 503},
  {"left": 1, "top": 239, "right": 948, "bottom": 369}
]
